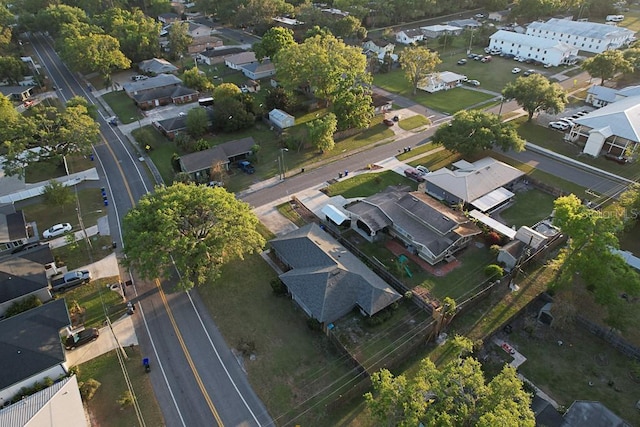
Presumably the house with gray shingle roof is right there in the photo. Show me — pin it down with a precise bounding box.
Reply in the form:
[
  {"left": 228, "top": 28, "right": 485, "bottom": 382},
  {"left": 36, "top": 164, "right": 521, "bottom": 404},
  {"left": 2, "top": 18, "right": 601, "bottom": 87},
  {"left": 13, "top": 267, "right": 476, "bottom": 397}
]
[
  {"left": 346, "top": 188, "right": 481, "bottom": 265},
  {"left": 0, "top": 203, "right": 28, "bottom": 254},
  {"left": 123, "top": 74, "right": 198, "bottom": 109},
  {"left": 241, "top": 59, "right": 276, "bottom": 80},
  {"left": 585, "top": 84, "right": 640, "bottom": 108},
  {"left": 139, "top": 58, "right": 178, "bottom": 75},
  {"left": 269, "top": 223, "right": 401, "bottom": 325},
  {"left": 423, "top": 157, "right": 524, "bottom": 211},
  {"left": 178, "top": 136, "right": 256, "bottom": 181},
  {"left": 0, "top": 299, "right": 70, "bottom": 402}
]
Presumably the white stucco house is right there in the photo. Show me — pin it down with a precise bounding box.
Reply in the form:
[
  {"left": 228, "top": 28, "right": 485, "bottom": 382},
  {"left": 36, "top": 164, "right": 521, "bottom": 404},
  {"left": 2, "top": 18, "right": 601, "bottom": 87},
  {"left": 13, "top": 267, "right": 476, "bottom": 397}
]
[
  {"left": 488, "top": 30, "right": 578, "bottom": 66},
  {"left": 421, "top": 24, "right": 463, "bottom": 39},
  {"left": 417, "top": 71, "right": 466, "bottom": 93},
  {"left": 566, "top": 95, "right": 640, "bottom": 158},
  {"left": 395, "top": 29, "right": 424, "bottom": 45},
  {"left": 526, "top": 18, "right": 636, "bottom": 54}
]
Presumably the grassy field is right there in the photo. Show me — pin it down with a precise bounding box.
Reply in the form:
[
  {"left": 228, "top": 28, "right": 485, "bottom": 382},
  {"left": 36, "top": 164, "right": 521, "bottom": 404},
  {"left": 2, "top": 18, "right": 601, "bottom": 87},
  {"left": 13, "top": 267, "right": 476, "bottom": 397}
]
[
  {"left": 59, "top": 276, "right": 126, "bottom": 328},
  {"left": 51, "top": 235, "right": 116, "bottom": 271},
  {"left": 102, "top": 91, "right": 143, "bottom": 124},
  {"left": 500, "top": 189, "right": 556, "bottom": 228},
  {"left": 398, "top": 114, "right": 430, "bottom": 130},
  {"left": 276, "top": 201, "right": 307, "bottom": 227},
  {"left": 24, "top": 155, "right": 95, "bottom": 183},
  {"left": 77, "top": 347, "right": 164, "bottom": 427},
  {"left": 196, "top": 253, "right": 358, "bottom": 426},
  {"left": 323, "top": 170, "right": 416, "bottom": 198},
  {"left": 19, "top": 188, "right": 107, "bottom": 235},
  {"left": 396, "top": 141, "right": 438, "bottom": 160}
]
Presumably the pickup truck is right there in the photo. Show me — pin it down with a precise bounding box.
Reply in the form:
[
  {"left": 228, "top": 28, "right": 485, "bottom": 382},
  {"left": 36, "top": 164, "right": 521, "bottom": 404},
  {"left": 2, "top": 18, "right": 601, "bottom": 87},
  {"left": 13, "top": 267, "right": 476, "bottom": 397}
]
[
  {"left": 50, "top": 270, "right": 91, "bottom": 292},
  {"left": 237, "top": 160, "right": 256, "bottom": 174}
]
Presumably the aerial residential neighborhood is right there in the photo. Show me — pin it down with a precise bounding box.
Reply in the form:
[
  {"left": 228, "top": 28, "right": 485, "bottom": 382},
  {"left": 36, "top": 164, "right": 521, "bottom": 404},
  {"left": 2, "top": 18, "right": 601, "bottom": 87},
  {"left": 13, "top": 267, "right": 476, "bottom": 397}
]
[{"left": 0, "top": 0, "right": 640, "bottom": 425}]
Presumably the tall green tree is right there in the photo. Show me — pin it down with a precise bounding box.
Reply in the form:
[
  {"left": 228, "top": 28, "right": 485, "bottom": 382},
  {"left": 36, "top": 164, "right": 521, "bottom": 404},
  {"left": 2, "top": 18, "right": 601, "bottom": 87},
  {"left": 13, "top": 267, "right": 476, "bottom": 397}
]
[
  {"left": 274, "top": 33, "right": 369, "bottom": 104},
  {"left": 330, "top": 78, "right": 373, "bottom": 131},
  {"left": 122, "top": 183, "right": 266, "bottom": 291},
  {"left": 582, "top": 50, "right": 634, "bottom": 85},
  {"left": 2, "top": 100, "right": 99, "bottom": 177},
  {"left": 182, "top": 67, "right": 215, "bottom": 93},
  {"left": 619, "top": 183, "right": 640, "bottom": 226},
  {"left": 552, "top": 195, "right": 640, "bottom": 328},
  {"left": 331, "top": 15, "right": 366, "bottom": 40},
  {"left": 234, "top": 0, "right": 294, "bottom": 28},
  {"left": 399, "top": 46, "right": 441, "bottom": 95},
  {"left": 42, "top": 179, "right": 73, "bottom": 210},
  {"left": 168, "top": 21, "right": 192, "bottom": 61},
  {"left": 432, "top": 110, "right": 525, "bottom": 157},
  {"left": 0, "top": 56, "right": 27, "bottom": 85},
  {"left": 365, "top": 356, "right": 534, "bottom": 426},
  {"left": 253, "top": 26, "right": 296, "bottom": 61},
  {"left": 186, "top": 107, "right": 210, "bottom": 138},
  {"left": 94, "top": 8, "right": 161, "bottom": 63},
  {"left": 60, "top": 31, "right": 131, "bottom": 83},
  {"left": 307, "top": 113, "right": 337, "bottom": 152},
  {"left": 502, "top": 74, "right": 567, "bottom": 122},
  {"left": 35, "top": 4, "right": 87, "bottom": 39},
  {"left": 66, "top": 96, "right": 98, "bottom": 120}
]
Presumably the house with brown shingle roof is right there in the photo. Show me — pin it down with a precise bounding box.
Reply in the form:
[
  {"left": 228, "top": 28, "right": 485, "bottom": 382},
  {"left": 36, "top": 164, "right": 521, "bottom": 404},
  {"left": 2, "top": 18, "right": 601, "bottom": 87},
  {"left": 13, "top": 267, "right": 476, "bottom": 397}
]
[{"left": 178, "top": 137, "right": 256, "bottom": 182}]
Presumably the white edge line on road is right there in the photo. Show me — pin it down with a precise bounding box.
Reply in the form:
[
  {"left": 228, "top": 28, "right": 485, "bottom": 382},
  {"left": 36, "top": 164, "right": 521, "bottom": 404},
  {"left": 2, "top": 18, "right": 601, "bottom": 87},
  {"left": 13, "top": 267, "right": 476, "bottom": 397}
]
[{"left": 186, "top": 290, "right": 266, "bottom": 426}]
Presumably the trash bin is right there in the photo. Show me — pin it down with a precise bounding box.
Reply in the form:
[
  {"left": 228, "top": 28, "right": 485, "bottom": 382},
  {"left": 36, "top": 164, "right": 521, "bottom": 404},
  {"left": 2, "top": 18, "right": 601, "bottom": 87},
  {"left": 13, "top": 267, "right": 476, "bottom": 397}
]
[
  {"left": 112, "top": 241, "right": 117, "bottom": 249},
  {"left": 338, "top": 172, "right": 343, "bottom": 178}
]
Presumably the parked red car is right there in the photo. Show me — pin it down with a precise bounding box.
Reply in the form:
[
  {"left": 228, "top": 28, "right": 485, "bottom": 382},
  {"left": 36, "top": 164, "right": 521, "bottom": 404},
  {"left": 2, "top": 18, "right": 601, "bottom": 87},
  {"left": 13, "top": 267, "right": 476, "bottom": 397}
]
[{"left": 383, "top": 119, "right": 395, "bottom": 126}]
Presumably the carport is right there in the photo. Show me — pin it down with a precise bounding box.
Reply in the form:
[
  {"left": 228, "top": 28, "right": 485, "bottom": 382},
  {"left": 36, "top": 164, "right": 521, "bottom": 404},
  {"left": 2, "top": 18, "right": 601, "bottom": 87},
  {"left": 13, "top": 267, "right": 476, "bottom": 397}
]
[
  {"left": 471, "top": 187, "right": 515, "bottom": 213},
  {"left": 469, "top": 209, "right": 516, "bottom": 239},
  {"left": 321, "top": 204, "right": 350, "bottom": 226}
]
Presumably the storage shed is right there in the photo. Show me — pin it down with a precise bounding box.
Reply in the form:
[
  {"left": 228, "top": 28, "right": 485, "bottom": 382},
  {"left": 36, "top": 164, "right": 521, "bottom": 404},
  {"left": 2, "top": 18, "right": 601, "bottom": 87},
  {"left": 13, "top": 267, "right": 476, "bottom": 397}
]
[{"left": 269, "top": 109, "right": 295, "bottom": 129}]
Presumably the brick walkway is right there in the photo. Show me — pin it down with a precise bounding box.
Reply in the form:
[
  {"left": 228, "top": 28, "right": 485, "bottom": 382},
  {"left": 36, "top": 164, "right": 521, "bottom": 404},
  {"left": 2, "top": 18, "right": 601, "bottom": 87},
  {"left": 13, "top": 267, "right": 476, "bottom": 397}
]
[{"left": 385, "top": 239, "right": 461, "bottom": 277}]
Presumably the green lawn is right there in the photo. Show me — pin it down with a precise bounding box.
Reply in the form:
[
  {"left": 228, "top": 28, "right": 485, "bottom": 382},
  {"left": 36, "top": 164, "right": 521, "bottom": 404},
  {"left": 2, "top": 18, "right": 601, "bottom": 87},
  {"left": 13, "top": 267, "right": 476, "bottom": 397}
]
[
  {"left": 276, "top": 201, "right": 307, "bottom": 227},
  {"left": 500, "top": 189, "right": 556, "bottom": 228},
  {"left": 102, "top": 91, "right": 143, "bottom": 124},
  {"left": 24, "top": 156, "right": 95, "bottom": 183},
  {"left": 398, "top": 114, "right": 431, "bottom": 130},
  {"left": 373, "top": 70, "right": 495, "bottom": 114},
  {"left": 324, "top": 170, "right": 416, "bottom": 198},
  {"left": 133, "top": 126, "right": 184, "bottom": 185},
  {"left": 77, "top": 347, "right": 164, "bottom": 427},
  {"left": 59, "top": 275, "right": 125, "bottom": 328},
  {"left": 197, "top": 253, "right": 357, "bottom": 425},
  {"left": 19, "top": 188, "right": 107, "bottom": 235},
  {"left": 407, "top": 147, "right": 462, "bottom": 171},
  {"left": 51, "top": 235, "right": 116, "bottom": 271},
  {"left": 396, "top": 142, "right": 438, "bottom": 160}
]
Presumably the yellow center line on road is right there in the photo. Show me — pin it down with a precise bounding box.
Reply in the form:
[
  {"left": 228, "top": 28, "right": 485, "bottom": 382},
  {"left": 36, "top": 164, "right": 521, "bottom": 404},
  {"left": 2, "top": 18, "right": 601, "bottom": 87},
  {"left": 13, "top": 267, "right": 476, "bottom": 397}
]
[{"left": 37, "top": 34, "right": 224, "bottom": 426}]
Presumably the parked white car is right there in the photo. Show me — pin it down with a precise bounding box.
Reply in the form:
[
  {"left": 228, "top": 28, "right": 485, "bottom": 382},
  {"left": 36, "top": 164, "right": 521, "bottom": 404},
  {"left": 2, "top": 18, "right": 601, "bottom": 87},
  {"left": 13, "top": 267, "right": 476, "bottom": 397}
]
[
  {"left": 43, "top": 223, "right": 72, "bottom": 239},
  {"left": 549, "top": 121, "right": 569, "bottom": 131},
  {"left": 512, "top": 67, "right": 521, "bottom": 74}
]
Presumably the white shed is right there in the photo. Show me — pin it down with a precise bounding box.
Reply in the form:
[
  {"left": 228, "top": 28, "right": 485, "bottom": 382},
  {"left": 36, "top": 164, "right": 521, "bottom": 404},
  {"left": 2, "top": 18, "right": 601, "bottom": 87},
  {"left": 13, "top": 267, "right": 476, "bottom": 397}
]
[{"left": 269, "top": 109, "right": 295, "bottom": 129}]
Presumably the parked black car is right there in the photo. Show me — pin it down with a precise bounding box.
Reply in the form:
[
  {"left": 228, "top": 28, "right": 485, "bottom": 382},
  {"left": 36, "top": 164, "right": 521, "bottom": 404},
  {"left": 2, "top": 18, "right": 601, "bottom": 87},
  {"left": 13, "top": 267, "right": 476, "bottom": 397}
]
[
  {"left": 65, "top": 328, "right": 99, "bottom": 350},
  {"left": 604, "top": 153, "right": 629, "bottom": 164}
]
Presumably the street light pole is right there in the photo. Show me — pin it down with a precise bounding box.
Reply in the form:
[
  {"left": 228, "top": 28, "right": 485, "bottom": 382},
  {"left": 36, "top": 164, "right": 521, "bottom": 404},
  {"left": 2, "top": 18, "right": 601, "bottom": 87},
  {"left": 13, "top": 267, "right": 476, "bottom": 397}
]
[
  {"left": 498, "top": 96, "right": 505, "bottom": 119},
  {"left": 279, "top": 148, "right": 288, "bottom": 180}
]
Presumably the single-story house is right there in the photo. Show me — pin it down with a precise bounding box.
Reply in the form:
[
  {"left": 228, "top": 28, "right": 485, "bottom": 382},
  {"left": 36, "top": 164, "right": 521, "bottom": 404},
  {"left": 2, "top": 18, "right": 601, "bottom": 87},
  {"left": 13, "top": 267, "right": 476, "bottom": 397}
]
[
  {"left": 488, "top": 10, "right": 511, "bottom": 22},
  {"left": 0, "top": 203, "right": 29, "bottom": 253},
  {"left": 566, "top": 95, "right": 640, "bottom": 158},
  {"left": 526, "top": 18, "right": 636, "bottom": 54},
  {"left": 196, "top": 47, "right": 245, "bottom": 65},
  {"left": 488, "top": 30, "right": 578, "bottom": 66},
  {"left": 417, "top": 71, "right": 466, "bottom": 93},
  {"left": 189, "top": 36, "right": 223, "bottom": 54},
  {"left": 224, "top": 52, "right": 257, "bottom": 70},
  {"left": 321, "top": 8, "right": 349, "bottom": 19},
  {"left": 123, "top": 74, "right": 198, "bottom": 109},
  {"left": 395, "top": 29, "right": 424, "bottom": 45},
  {"left": 241, "top": 59, "right": 276, "bottom": 80},
  {"left": 424, "top": 157, "right": 524, "bottom": 211},
  {"left": 346, "top": 188, "right": 481, "bottom": 265},
  {"left": 273, "top": 16, "right": 305, "bottom": 28},
  {"left": 0, "top": 299, "right": 71, "bottom": 402},
  {"left": 242, "top": 79, "right": 260, "bottom": 93},
  {"left": 376, "top": 51, "right": 399, "bottom": 63},
  {"left": 187, "top": 21, "right": 212, "bottom": 39},
  {"left": 154, "top": 115, "right": 189, "bottom": 139},
  {"left": 269, "top": 223, "right": 402, "bottom": 325},
  {"left": 0, "top": 85, "right": 34, "bottom": 102},
  {"left": 178, "top": 136, "right": 256, "bottom": 181},
  {"left": 0, "top": 244, "right": 56, "bottom": 317},
  {"left": 362, "top": 39, "right": 395, "bottom": 56},
  {"left": 269, "top": 109, "right": 295, "bottom": 129},
  {"left": 139, "top": 58, "right": 178, "bottom": 75},
  {"left": 447, "top": 19, "right": 481, "bottom": 29},
  {"left": 585, "top": 84, "right": 640, "bottom": 108},
  {"left": 420, "top": 24, "right": 463, "bottom": 39},
  {"left": 0, "top": 375, "right": 87, "bottom": 426},
  {"left": 371, "top": 93, "right": 392, "bottom": 115},
  {"left": 563, "top": 400, "right": 631, "bottom": 427},
  {"left": 158, "top": 12, "right": 179, "bottom": 24}
]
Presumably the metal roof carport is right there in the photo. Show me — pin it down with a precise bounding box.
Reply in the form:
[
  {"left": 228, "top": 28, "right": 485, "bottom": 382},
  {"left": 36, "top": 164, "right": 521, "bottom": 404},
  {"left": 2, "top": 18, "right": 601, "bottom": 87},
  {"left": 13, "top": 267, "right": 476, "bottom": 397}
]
[
  {"left": 471, "top": 187, "right": 515, "bottom": 212},
  {"left": 469, "top": 209, "right": 516, "bottom": 239}
]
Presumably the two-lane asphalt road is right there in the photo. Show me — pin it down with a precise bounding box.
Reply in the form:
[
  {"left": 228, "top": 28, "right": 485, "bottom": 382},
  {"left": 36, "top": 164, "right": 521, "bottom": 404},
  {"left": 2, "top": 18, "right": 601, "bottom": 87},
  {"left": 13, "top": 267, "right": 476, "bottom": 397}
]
[{"left": 28, "top": 32, "right": 273, "bottom": 427}]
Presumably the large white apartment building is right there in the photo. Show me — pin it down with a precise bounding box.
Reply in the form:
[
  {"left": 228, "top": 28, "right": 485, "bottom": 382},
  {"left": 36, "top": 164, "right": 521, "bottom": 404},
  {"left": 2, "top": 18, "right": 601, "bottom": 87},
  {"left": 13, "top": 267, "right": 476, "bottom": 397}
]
[{"left": 488, "top": 30, "right": 578, "bottom": 66}]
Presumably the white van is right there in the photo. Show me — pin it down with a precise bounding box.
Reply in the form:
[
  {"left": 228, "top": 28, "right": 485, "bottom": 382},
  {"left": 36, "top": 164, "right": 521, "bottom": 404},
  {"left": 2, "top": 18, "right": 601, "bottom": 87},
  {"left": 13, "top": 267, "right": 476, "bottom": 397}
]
[{"left": 606, "top": 15, "right": 624, "bottom": 22}]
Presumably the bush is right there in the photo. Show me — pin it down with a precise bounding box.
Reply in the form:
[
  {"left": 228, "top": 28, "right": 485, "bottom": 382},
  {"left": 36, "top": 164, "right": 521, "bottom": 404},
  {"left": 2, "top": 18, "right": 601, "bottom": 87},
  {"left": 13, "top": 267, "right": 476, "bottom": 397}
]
[
  {"left": 306, "top": 317, "right": 322, "bottom": 331},
  {"left": 489, "top": 244, "right": 501, "bottom": 256},
  {"left": 237, "top": 338, "right": 256, "bottom": 356},
  {"left": 270, "top": 278, "right": 287, "bottom": 296},
  {"left": 484, "top": 264, "right": 504, "bottom": 279},
  {"left": 485, "top": 231, "right": 501, "bottom": 245},
  {"left": 117, "top": 390, "right": 134, "bottom": 408},
  {"left": 79, "top": 378, "right": 101, "bottom": 401},
  {"left": 4, "top": 295, "right": 42, "bottom": 318}
]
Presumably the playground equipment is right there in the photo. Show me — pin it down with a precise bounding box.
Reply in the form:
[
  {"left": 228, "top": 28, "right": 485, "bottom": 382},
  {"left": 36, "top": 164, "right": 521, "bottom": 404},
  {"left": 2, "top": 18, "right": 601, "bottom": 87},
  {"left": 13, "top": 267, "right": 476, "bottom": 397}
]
[{"left": 397, "top": 254, "right": 413, "bottom": 278}]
